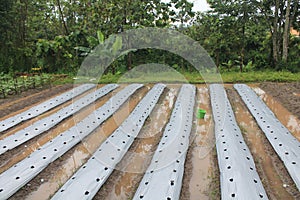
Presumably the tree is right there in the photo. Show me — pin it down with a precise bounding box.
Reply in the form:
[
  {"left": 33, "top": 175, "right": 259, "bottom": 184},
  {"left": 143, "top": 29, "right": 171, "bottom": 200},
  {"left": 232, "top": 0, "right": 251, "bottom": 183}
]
[
  {"left": 206, "top": 0, "right": 261, "bottom": 72},
  {"left": 257, "top": 0, "right": 299, "bottom": 67},
  {"left": 201, "top": 0, "right": 299, "bottom": 70}
]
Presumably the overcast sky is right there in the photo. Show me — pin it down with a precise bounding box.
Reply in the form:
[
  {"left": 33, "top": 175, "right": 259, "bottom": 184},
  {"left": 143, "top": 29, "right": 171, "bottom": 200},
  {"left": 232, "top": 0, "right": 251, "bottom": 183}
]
[
  {"left": 161, "top": 0, "right": 210, "bottom": 12},
  {"left": 191, "top": 0, "right": 210, "bottom": 12}
]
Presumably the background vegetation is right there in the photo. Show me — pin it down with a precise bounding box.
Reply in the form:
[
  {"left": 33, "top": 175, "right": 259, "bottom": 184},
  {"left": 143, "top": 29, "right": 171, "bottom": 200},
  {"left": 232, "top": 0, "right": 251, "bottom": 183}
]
[{"left": 0, "top": 0, "right": 299, "bottom": 77}]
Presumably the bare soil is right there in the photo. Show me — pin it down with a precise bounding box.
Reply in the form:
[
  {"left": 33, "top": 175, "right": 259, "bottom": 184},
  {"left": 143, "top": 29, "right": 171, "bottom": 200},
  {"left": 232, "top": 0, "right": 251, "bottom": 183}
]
[
  {"left": 260, "top": 82, "right": 300, "bottom": 119},
  {"left": 0, "top": 82, "right": 299, "bottom": 200},
  {"left": 180, "top": 85, "right": 219, "bottom": 200},
  {"left": 95, "top": 86, "right": 177, "bottom": 200},
  {"left": 0, "top": 85, "right": 120, "bottom": 173},
  {"left": 226, "top": 87, "right": 300, "bottom": 199},
  {"left": 0, "top": 84, "right": 74, "bottom": 119},
  {"left": 8, "top": 86, "right": 148, "bottom": 199}
]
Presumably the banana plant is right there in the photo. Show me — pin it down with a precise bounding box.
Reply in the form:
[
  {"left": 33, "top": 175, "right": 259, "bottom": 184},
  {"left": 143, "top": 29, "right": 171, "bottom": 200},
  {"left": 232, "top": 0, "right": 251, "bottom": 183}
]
[{"left": 74, "top": 30, "right": 105, "bottom": 56}]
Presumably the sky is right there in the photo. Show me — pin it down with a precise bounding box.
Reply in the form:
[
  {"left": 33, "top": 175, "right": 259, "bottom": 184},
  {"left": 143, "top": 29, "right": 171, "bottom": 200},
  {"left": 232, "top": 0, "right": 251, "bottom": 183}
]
[
  {"left": 191, "top": 0, "right": 210, "bottom": 12},
  {"left": 162, "top": 0, "right": 209, "bottom": 12},
  {"left": 162, "top": 0, "right": 210, "bottom": 12}
]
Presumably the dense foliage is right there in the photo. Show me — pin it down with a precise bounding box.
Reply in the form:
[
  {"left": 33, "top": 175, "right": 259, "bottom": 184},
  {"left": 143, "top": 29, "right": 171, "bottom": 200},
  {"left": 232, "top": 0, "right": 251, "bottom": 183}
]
[
  {"left": 0, "top": 0, "right": 299, "bottom": 75},
  {"left": 0, "top": 72, "right": 52, "bottom": 97}
]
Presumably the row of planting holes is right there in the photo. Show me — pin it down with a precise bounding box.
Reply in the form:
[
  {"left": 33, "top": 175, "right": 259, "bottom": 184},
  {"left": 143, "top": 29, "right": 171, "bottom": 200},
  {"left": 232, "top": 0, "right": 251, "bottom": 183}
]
[
  {"left": 15, "top": 122, "right": 88, "bottom": 182},
  {"left": 212, "top": 87, "right": 265, "bottom": 199},
  {"left": 127, "top": 87, "right": 164, "bottom": 135},
  {"left": 1, "top": 87, "right": 89, "bottom": 190},
  {"left": 59, "top": 156, "right": 110, "bottom": 196},
  {"left": 0, "top": 86, "right": 91, "bottom": 128},
  {"left": 2, "top": 87, "right": 113, "bottom": 150},
  {"left": 58, "top": 86, "right": 160, "bottom": 197},
  {"left": 0, "top": 87, "right": 131, "bottom": 194},
  {"left": 24, "top": 85, "right": 90, "bottom": 114},
  {"left": 0, "top": 129, "right": 78, "bottom": 194},
  {"left": 139, "top": 88, "right": 194, "bottom": 200},
  {"left": 131, "top": 86, "right": 163, "bottom": 116},
  {"left": 238, "top": 87, "right": 298, "bottom": 166},
  {"left": 103, "top": 87, "right": 164, "bottom": 163},
  {"left": 68, "top": 87, "right": 139, "bottom": 170}
]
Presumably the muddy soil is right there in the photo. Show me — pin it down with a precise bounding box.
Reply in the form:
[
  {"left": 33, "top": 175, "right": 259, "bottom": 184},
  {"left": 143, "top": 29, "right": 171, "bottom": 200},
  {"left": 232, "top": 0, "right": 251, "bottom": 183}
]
[
  {"left": 0, "top": 84, "right": 74, "bottom": 119},
  {"left": 0, "top": 85, "right": 122, "bottom": 173},
  {"left": 180, "top": 85, "right": 219, "bottom": 200},
  {"left": 94, "top": 86, "right": 178, "bottom": 200},
  {"left": 260, "top": 82, "right": 300, "bottom": 119},
  {"left": 8, "top": 86, "right": 148, "bottom": 199},
  {"left": 226, "top": 87, "right": 300, "bottom": 199},
  {"left": 0, "top": 82, "right": 299, "bottom": 200},
  {"left": 251, "top": 87, "right": 300, "bottom": 141}
]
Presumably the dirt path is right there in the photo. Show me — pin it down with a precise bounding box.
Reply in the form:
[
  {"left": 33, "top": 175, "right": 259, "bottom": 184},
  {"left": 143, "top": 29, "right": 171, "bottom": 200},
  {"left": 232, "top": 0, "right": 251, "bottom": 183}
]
[
  {"left": 180, "top": 85, "right": 218, "bottom": 200},
  {"left": 226, "top": 87, "right": 300, "bottom": 199}
]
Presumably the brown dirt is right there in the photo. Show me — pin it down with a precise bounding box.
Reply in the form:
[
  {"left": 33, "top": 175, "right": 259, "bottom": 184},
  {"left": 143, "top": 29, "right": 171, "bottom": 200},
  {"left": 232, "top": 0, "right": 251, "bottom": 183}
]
[
  {"left": 8, "top": 86, "right": 147, "bottom": 199},
  {"left": 1, "top": 82, "right": 300, "bottom": 200},
  {"left": 226, "top": 87, "right": 300, "bottom": 199},
  {"left": 259, "top": 82, "right": 300, "bottom": 119},
  {"left": 0, "top": 85, "right": 96, "bottom": 138},
  {"left": 180, "top": 85, "right": 218, "bottom": 200},
  {"left": 0, "top": 85, "right": 121, "bottom": 173},
  {"left": 0, "top": 84, "right": 74, "bottom": 119},
  {"left": 251, "top": 86, "right": 300, "bottom": 140},
  {"left": 95, "top": 86, "right": 178, "bottom": 200},
  {"left": 180, "top": 130, "right": 195, "bottom": 200}
]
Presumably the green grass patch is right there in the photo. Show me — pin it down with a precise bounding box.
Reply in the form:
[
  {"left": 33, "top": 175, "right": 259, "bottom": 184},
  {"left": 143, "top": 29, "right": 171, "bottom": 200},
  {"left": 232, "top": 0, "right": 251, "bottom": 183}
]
[
  {"left": 52, "top": 70, "right": 300, "bottom": 85},
  {"left": 220, "top": 71, "right": 300, "bottom": 83}
]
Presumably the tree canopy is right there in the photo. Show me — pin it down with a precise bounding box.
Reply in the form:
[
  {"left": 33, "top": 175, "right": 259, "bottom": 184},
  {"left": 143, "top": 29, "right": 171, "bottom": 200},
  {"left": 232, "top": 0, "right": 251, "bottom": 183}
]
[{"left": 0, "top": 0, "right": 299, "bottom": 74}]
